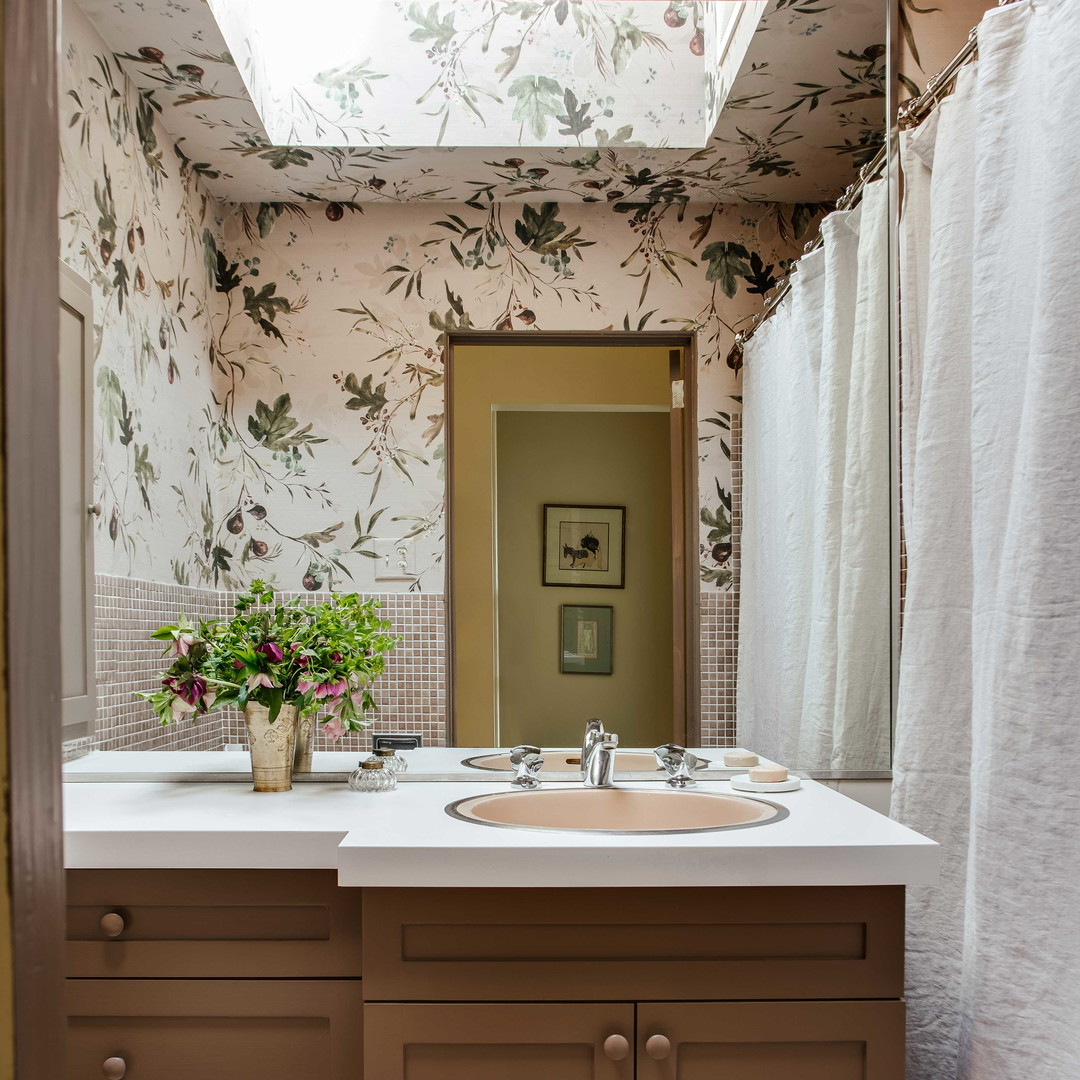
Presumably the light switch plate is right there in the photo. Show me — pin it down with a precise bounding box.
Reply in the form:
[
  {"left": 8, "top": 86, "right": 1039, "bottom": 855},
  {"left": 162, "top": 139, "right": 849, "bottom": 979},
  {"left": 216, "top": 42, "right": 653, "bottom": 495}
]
[{"left": 372, "top": 538, "right": 414, "bottom": 582}]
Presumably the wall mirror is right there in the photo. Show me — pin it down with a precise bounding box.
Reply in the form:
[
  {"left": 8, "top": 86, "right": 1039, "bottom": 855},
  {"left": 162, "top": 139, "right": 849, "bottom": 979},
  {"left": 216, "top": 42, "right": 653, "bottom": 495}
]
[{"left": 57, "top": 0, "right": 895, "bottom": 783}]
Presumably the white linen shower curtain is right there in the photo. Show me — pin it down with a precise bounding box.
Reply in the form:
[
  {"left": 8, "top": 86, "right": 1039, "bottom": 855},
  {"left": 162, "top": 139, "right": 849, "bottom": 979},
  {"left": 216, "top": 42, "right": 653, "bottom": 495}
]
[
  {"left": 738, "top": 179, "right": 891, "bottom": 770},
  {"left": 893, "top": 1, "right": 1080, "bottom": 1077}
]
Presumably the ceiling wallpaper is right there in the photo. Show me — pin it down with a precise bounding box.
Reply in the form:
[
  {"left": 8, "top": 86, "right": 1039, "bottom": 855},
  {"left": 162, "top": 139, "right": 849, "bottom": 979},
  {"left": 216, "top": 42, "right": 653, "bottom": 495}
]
[
  {"left": 75, "top": 0, "right": 886, "bottom": 205},
  {"left": 206, "top": 0, "right": 719, "bottom": 149}
]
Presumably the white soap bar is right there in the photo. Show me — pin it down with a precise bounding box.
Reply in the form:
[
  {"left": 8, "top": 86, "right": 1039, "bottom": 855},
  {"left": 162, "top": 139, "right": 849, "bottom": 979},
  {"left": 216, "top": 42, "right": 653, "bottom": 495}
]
[
  {"left": 723, "top": 751, "right": 759, "bottom": 768},
  {"left": 748, "top": 764, "right": 788, "bottom": 783}
]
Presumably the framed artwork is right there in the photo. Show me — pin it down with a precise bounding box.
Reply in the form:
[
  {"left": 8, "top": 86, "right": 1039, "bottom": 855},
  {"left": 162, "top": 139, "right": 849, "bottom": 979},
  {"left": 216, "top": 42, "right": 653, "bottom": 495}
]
[
  {"left": 542, "top": 504, "right": 625, "bottom": 588},
  {"left": 560, "top": 605, "right": 614, "bottom": 675}
]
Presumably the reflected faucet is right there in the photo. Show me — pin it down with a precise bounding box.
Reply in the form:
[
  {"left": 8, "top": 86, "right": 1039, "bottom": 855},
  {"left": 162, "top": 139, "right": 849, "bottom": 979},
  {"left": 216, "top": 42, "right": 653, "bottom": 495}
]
[
  {"left": 581, "top": 717, "right": 606, "bottom": 771},
  {"left": 584, "top": 732, "right": 619, "bottom": 788}
]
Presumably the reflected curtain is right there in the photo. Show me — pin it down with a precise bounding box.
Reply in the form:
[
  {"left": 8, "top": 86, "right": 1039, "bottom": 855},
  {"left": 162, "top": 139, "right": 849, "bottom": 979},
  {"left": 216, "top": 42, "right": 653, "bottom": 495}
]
[
  {"left": 892, "top": 2, "right": 1080, "bottom": 1077},
  {"left": 738, "top": 179, "right": 891, "bottom": 771}
]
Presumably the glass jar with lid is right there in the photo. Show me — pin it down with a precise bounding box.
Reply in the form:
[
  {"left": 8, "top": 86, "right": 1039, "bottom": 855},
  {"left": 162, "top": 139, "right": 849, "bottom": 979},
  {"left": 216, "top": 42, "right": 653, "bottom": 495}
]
[
  {"left": 348, "top": 758, "right": 397, "bottom": 793},
  {"left": 367, "top": 746, "right": 408, "bottom": 774}
]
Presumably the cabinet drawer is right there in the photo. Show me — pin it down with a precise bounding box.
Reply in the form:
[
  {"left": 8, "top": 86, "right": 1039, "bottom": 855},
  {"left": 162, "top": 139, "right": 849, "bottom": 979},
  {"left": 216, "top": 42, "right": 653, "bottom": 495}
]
[
  {"left": 363, "top": 886, "right": 903, "bottom": 1002},
  {"left": 67, "top": 870, "right": 362, "bottom": 978},
  {"left": 68, "top": 979, "right": 363, "bottom": 1080}
]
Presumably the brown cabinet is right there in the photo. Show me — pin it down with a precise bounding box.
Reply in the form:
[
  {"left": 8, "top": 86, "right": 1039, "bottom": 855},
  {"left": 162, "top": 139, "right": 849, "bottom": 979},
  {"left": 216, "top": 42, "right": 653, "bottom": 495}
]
[
  {"left": 365, "top": 1003, "right": 634, "bottom": 1079},
  {"left": 67, "top": 872, "right": 906, "bottom": 1080},
  {"left": 67, "top": 979, "right": 363, "bottom": 1080}
]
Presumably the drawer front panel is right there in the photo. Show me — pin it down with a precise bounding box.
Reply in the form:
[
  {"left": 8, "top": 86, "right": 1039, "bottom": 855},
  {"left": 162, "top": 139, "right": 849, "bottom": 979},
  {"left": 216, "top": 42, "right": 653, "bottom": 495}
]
[
  {"left": 364, "top": 1003, "right": 634, "bottom": 1080},
  {"left": 68, "top": 980, "right": 363, "bottom": 1080},
  {"left": 363, "top": 886, "right": 903, "bottom": 1002},
  {"left": 636, "top": 1001, "right": 905, "bottom": 1080},
  {"left": 67, "top": 869, "right": 361, "bottom": 978}
]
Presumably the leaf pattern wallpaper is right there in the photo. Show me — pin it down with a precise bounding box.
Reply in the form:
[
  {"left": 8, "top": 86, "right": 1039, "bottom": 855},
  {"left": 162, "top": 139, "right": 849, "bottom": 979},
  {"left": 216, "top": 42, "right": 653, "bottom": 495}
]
[
  {"left": 61, "top": 0, "right": 840, "bottom": 598},
  {"left": 75, "top": 0, "right": 887, "bottom": 205},
  {"left": 60, "top": 0, "right": 224, "bottom": 585}
]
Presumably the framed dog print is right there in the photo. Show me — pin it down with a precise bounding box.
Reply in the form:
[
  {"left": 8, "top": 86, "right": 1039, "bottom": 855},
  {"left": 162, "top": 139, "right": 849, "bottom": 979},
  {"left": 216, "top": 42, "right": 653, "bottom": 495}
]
[
  {"left": 560, "top": 605, "right": 614, "bottom": 675},
  {"left": 542, "top": 504, "right": 625, "bottom": 588}
]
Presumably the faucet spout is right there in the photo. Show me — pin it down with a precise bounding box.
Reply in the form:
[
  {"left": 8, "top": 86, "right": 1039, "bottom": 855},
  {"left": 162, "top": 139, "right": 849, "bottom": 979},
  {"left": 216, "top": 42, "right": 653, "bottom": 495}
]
[
  {"left": 584, "top": 732, "right": 619, "bottom": 788},
  {"left": 581, "top": 717, "right": 605, "bottom": 772}
]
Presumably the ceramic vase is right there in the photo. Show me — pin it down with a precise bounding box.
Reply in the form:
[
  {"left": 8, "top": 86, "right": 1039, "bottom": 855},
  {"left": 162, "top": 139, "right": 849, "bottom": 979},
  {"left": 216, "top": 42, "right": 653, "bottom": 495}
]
[
  {"left": 244, "top": 702, "right": 298, "bottom": 792},
  {"left": 293, "top": 711, "right": 315, "bottom": 774}
]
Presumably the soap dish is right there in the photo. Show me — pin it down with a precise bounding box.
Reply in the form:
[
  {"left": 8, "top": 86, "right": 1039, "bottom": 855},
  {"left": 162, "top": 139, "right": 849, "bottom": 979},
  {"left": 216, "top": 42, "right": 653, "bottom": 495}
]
[{"left": 730, "top": 773, "right": 801, "bottom": 793}]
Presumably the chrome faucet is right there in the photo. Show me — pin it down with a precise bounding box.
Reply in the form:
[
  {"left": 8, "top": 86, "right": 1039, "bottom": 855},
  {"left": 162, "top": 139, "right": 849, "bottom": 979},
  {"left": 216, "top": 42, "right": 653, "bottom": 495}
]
[
  {"left": 584, "top": 732, "right": 619, "bottom": 788},
  {"left": 581, "top": 717, "right": 606, "bottom": 770},
  {"left": 654, "top": 743, "right": 698, "bottom": 789},
  {"left": 509, "top": 744, "right": 544, "bottom": 789}
]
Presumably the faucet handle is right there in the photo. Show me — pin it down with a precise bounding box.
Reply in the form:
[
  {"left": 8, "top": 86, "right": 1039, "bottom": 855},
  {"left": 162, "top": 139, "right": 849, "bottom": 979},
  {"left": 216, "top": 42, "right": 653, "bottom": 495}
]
[
  {"left": 654, "top": 743, "right": 697, "bottom": 788},
  {"left": 509, "top": 745, "right": 544, "bottom": 789}
]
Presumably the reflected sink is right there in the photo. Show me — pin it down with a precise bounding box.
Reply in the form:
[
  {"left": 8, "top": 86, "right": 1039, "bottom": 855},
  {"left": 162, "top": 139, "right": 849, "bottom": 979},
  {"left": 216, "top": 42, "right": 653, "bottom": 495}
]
[
  {"left": 446, "top": 787, "right": 786, "bottom": 834},
  {"left": 461, "top": 750, "right": 710, "bottom": 773}
]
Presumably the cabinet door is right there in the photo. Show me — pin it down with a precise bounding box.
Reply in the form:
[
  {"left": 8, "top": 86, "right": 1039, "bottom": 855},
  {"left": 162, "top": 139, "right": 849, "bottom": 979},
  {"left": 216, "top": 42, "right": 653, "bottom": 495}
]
[
  {"left": 637, "top": 1001, "right": 904, "bottom": 1080},
  {"left": 365, "top": 1003, "right": 634, "bottom": 1080},
  {"left": 68, "top": 979, "right": 363, "bottom": 1080}
]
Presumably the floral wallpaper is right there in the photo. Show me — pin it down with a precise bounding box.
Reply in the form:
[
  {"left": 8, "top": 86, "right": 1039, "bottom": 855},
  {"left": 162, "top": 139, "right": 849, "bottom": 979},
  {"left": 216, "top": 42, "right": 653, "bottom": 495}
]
[
  {"left": 76, "top": 0, "right": 887, "bottom": 205},
  {"left": 61, "top": 0, "right": 849, "bottom": 602},
  {"left": 211, "top": 0, "right": 713, "bottom": 149},
  {"left": 60, "top": 0, "right": 223, "bottom": 584}
]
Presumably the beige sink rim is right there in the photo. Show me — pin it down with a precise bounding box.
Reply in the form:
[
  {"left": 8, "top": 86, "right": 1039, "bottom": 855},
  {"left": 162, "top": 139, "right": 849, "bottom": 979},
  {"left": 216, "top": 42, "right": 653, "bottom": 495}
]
[
  {"left": 445, "top": 787, "right": 788, "bottom": 835},
  {"left": 460, "top": 750, "right": 711, "bottom": 773}
]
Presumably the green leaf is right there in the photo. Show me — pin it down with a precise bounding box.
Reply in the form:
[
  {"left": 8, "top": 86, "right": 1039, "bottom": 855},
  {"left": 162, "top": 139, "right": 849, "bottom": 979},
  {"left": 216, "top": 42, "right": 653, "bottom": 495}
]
[
  {"left": 701, "top": 241, "right": 751, "bottom": 298},
  {"left": 556, "top": 87, "right": 593, "bottom": 138},
  {"left": 242, "top": 281, "right": 292, "bottom": 331},
  {"left": 507, "top": 75, "right": 563, "bottom": 140},
  {"left": 247, "top": 394, "right": 325, "bottom": 452},
  {"left": 342, "top": 372, "right": 388, "bottom": 418}
]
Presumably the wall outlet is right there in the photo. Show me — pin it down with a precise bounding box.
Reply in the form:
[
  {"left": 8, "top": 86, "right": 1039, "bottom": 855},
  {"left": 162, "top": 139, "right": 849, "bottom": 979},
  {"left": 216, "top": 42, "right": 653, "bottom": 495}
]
[{"left": 372, "top": 733, "right": 424, "bottom": 751}]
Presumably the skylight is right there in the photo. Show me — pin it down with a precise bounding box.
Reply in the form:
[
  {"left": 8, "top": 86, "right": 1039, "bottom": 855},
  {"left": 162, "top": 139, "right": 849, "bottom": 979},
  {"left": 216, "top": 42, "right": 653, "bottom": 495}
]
[{"left": 206, "top": 0, "right": 767, "bottom": 149}]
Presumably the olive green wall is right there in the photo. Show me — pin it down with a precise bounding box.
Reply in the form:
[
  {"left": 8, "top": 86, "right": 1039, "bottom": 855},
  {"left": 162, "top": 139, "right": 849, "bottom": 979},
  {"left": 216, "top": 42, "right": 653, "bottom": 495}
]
[{"left": 495, "top": 410, "right": 672, "bottom": 749}]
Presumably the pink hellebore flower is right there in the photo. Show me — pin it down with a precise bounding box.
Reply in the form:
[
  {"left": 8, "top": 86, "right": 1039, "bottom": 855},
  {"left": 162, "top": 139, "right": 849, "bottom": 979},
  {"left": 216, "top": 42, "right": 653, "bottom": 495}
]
[
  {"left": 322, "top": 715, "right": 347, "bottom": 741},
  {"left": 172, "top": 632, "right": 195, "bottom": 657},
  {"left": 315, "top": 678, "right": 348, "bottom": 700},
  {"left": 290, "top": 642, "right": 310, "bottom": 668},
  {"left": 330, "top": 651, "right": 344, "bottom": 665},
  {"left": 246, "top": 672, "right": 279, "bottom": 691},
  {"left": 171, "top": 696, "right": 197, "bottom": 721},
  {"left": 257, "top": 641, "right": 285, "bottom": 663},
  {"left": 296, "top": 680, "right": 320, "bottom": 696}
]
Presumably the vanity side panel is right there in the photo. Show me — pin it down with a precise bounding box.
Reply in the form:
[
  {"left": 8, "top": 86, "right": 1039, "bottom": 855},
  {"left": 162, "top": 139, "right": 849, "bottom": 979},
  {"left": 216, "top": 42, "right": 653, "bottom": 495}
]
[
  {"left": 67, "top": 870, "right": 363, "bottom": 978},
  {"left": 363, "top": 886, "right": 903, "bottom": 1002}
]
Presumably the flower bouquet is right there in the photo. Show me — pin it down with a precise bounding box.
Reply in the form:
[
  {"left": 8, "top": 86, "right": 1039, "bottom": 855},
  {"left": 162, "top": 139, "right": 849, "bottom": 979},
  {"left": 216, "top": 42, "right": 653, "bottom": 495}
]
[{"left": 139, "top": 581, "right": 397, "bottom": 791}]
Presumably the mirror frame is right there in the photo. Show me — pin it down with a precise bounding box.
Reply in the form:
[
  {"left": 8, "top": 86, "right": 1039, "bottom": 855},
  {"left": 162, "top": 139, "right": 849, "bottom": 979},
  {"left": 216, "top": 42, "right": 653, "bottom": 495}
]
[{"left": 443, "top": 330, "right": 700, "bottom": 748}]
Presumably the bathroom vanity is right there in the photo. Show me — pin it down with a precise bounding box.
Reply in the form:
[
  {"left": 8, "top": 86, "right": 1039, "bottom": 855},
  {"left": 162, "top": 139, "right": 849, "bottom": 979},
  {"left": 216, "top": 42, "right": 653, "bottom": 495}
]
[{"left": 63, "top": 777, "right": 937, "bottom": 1079}]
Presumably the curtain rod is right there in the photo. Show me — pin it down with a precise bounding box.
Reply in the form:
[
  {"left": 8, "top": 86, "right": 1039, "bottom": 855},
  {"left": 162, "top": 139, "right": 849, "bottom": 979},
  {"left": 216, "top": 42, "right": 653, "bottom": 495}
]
[
  {"left": 898, "top": 0, "right": 1025, "bottom": 131},
  {"left": 731, "top": 0, "right": 1026, "bottom": 364}
]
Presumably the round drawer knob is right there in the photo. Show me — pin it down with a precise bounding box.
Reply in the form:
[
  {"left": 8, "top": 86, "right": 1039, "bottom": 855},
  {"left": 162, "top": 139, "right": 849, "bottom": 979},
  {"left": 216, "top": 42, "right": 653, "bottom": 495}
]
[
  {"left": 102, "top": 1057, "right": 127, "bottom": 1079},
  {"left": 646, "top": 1034, "right": 672, "bottom": 1060},
  {"left": 603, "top": 1034, "right": 629, "bottom": 1061},
  {"left": 100, "top": 912, "right": 125, "bottom": 938}
]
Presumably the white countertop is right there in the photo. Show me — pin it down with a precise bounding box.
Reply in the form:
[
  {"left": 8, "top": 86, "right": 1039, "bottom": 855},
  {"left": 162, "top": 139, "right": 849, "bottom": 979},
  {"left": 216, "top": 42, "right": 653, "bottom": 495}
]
[{"left": 64, "top": 776, "right": 940, "bottom": 888}]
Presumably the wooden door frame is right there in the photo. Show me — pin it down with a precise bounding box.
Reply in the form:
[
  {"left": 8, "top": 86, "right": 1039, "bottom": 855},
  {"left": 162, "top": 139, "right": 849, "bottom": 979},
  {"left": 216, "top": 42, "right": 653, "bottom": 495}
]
[
  {"left": 444, "top": 330, "right": 699, "bottom": 747},
  {"left": 3, "top": 0, "right": 66, "bottom": 1074}
]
